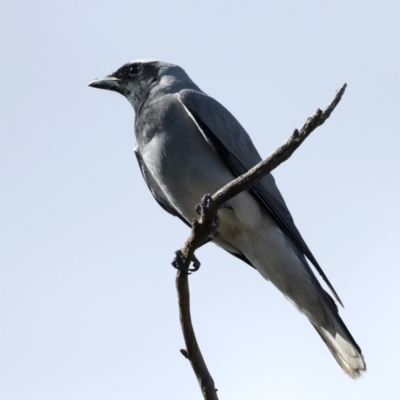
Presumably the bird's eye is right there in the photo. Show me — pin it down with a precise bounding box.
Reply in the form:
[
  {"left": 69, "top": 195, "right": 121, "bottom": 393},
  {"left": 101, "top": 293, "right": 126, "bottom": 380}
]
[{"left": 128, "top": 64, "right": 141, "bottom": 75}]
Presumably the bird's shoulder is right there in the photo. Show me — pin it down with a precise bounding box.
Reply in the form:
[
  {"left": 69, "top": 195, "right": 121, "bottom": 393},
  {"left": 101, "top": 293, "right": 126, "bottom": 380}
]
[{"left": 135, "top": 91, "right": 200, "bottom": 147}]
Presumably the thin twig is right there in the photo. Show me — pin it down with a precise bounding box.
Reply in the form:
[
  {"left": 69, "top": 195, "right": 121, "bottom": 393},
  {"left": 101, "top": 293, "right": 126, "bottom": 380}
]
[
  {"left": 175, "top": 84, "right": 347, "bottom": 400},
  {"left": 176, "top": 270, "right": 219, "bottom": 400}
]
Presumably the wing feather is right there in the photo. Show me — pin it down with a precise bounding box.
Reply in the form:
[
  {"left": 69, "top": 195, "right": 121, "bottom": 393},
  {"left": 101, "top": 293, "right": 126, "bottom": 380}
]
[{"left": 178, "top": 89, "right": 343, "bottom": 307}]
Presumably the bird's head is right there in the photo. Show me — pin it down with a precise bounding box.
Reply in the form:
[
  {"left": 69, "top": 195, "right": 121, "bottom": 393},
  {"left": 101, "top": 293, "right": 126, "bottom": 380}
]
[{"left": 89, "top": 60, "right": 197, "bottom": 112}]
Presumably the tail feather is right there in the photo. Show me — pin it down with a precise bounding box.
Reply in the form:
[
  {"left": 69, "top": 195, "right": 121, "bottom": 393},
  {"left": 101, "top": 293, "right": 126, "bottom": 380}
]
[{"left": 312, "top": 322, "right": 366, "bottom": 378}]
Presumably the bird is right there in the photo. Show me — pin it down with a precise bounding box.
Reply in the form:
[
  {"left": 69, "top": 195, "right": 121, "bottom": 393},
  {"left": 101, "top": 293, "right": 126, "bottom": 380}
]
[{"left": 89, "top": 60, "right": 366, "bottom": 378}]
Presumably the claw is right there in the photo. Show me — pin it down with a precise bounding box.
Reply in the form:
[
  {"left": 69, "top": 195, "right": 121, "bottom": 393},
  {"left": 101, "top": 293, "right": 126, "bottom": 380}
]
[
  {"left": 172, "top": 250, "right": 185, "bottom": 272},
  {"left": 195, "top": 204, "right": 202, "bottom": 215},
  {"left": 195, "top": 194, "right": 223, "bottom": 229},
  {"left": 191, "top": 254, "right": 201, "bottom": 272},
  {"left": 172, "top": 250, "right": 201, "bottom": 274},
  {"left": 221, "top": 203, "right": 233, "bottom": 211},
  {"left": 195, "top": 194, "right": 213, "bottom": 215}
]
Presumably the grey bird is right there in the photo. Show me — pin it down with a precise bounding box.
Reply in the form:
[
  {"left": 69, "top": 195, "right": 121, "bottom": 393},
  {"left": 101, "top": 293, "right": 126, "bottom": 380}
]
[{"left": 89, "top": 60, "right": 366, "bottom": 378}]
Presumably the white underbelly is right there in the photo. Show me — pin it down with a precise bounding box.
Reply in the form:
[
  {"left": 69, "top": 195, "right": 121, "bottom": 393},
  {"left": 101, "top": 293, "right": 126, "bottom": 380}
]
[
  {"left": 140, "top": 127, "right": 261, "bottom": 230},
  {"left": 140, "top": 125, "right": 324, "bottom": 323}
]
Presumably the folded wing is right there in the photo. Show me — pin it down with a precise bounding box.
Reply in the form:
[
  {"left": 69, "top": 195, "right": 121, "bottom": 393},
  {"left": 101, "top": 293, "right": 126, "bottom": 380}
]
[{"left": 178, "top": 89, "right": 344, "bottom": 307}]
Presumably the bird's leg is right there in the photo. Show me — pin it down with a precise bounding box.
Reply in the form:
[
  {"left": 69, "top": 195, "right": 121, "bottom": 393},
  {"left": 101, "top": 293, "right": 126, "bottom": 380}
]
[{"left": 172, "top": 250, "right": 201, "bottom": 274}]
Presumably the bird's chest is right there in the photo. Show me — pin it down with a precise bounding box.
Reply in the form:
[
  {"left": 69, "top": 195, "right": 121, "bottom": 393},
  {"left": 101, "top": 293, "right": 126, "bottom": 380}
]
[{"left": 136, "top": 102, "right": 232, "bottom": 220}]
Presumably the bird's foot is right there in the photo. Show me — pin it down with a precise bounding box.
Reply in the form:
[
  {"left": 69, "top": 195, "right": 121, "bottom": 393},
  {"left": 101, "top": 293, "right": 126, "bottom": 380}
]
[
  {"left": 171, "top": 250, "right": 201, "bottom": 274},
  {"left": 195, "top": 194, "right": 213, "bottom": 215},
  {"left": 212, "top": 215, "right": 220, "bottom": 229},
  {"left": 195, "top": 194, "right": 224, "bottom": 229}
]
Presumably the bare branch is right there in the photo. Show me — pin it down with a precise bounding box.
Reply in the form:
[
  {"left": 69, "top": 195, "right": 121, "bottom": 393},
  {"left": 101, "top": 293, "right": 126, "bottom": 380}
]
[
  {"left": 212, "top": 83, "right": 347, "bottom": 208},
  {"left": 176, "top": 270, "right": 219, "bottom": 400},
  {"left": 175, "top": 84, "right": 347, "bottom": 399}
]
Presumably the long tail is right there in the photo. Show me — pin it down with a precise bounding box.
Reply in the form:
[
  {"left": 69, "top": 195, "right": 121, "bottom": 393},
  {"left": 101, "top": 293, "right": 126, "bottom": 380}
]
[
  {"left": 312, "top": 313, "right": 366, "bottom": 378},
  {"left": 294, "top": 253, "right": 367, "bottom": 378}
]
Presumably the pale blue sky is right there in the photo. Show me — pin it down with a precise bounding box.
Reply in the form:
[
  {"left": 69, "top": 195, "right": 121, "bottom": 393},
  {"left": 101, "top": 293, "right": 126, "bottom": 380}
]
[{"left": 1, "top": 1, "right": 399, "bottom": 399}]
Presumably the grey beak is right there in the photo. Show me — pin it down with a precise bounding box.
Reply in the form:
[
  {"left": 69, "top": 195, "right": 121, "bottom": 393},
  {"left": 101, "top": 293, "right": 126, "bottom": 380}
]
[{"left": 88, "top": 75, "right": 121, "bottom": 92}]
